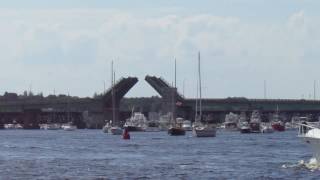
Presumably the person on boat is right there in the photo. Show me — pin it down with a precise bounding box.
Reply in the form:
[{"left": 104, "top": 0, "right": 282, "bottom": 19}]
[
  {"left": 123, "top": 128, "right": 130, "bottom": 140},
  {"left": 301, "top": 121, "right": 308, "bottom": 134}
]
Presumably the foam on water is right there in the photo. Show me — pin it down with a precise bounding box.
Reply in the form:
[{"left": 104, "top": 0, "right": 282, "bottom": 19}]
[{"left": 282, "top": 157, "right": 320, "bottom": 171}]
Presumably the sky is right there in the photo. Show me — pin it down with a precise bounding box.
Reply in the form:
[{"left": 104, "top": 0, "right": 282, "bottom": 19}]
[{"left": 0, "top": 0, "right": 319, "bottom": 99}]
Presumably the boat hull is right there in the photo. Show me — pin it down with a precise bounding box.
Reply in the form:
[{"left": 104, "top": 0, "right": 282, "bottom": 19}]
[
  {"left": 261, "top": 128, "right": 273, "bottom": 133},
  {"left": 240, "top": 128, "right": 251, "bottom": 134},
  {"left": 109, "top": 127, "right": 123, "bottom": 135},
  {"left": 125, "top": 126, "right": 145, "bottom": 132},
  {"left": 63, "top": 126, "right": 77, "bottom": 131},
  {"left": 168, "top": 128, "right": 185, "bottom": 136},
  {"left": 225, "top": 122, "right": 238, "bottom": 131},
  {"left": 193, "top": 127, "right": 216, "bottom": 137},
  {"left": 250, "top": 122, "right": 261, "bottom": 133},
  {"left": 303, "top": 137, "right": 320, "bottom": 162},
  {"left": 272, "top": 123, "right": 285, "bottom": 131}
]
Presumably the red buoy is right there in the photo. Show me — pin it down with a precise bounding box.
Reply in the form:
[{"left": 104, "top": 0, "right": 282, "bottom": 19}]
[{"left": 122, "top": 128, "right": 130, "bottom": 140}]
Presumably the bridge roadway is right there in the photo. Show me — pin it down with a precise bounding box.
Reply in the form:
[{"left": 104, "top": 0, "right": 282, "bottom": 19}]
[{"left": 1, "top": 75, "right": 320, "bottom": 128}]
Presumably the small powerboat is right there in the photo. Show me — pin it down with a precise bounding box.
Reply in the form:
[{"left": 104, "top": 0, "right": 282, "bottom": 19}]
[{"left": 298, "top": 122, "right": 320, "bottom": 162}]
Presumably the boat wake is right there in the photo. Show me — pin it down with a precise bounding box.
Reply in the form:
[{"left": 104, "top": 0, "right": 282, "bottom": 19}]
[{"left": 282, "top": 158, "right": 320, "bottom": 171}]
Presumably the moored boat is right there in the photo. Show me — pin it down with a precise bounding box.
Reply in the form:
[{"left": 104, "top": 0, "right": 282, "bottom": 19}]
[
  {"left": 240, "top": 121, "right": 251, "bottom": 133},
  {"left": 298, "top": 122, "right": 320, "bottom": 162},
  {"left": 271, "top": 106, "right": 285, "bottom": 132},
  {"left": 124, "top": 112, "right": 147, "bottom": 132},
  {"left": 272, "top": 122, "right": 285, "bottom": 131},
  {"left": 193, "top": 124, "right": 216, "bottom": 137},
  {"left": 224, "top": 112, "right": 239, "bottom": 131},
  {"left": 145, "top": 121, "right": 160, "bottom": 132},
  {"left": 261, "top": 123, "right": 274, "bottom": 133},
  {"left": 182, "top": 120, "right": 192, "bottom": 131},
  {"left": 62, "top": 123, "right": 77, "bottom": 131},
  {"left": 249, "top": 110, "right": 261, "bottom": 133},
  {"left": 109, "top": 126, "right": 123, "bottom": 135},
  {"left": 168, "top": 127, "right": 186, "bottom": 136},
  {"left": 43, "top": 123, "right": 61, "bottom": 130}
]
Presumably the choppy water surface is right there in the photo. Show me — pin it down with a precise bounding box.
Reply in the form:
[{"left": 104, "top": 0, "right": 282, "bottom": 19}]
[{"left": 0, "top": 129, "right": 319, "bottom": 179}]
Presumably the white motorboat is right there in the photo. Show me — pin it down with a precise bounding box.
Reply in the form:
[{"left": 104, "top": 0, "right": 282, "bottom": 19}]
[
  {"left": 193, "top": 124, "right": 216, "bottom": 137},
  {"left": 249, "top": 110, "right": 261, "bottom": 133},
  {"left": 182, "top": 120, "right": 192, "bottom": 131},
  {"left": 43, "top": 123, "right": 61, "bottom": 130},
  {"left": 109, "top": 126, "right": 123, "bottom": 135},
  {"left": 4, "top": 123, "right": 23, "bottom": 130},
  {"left": 62, "top": 123, "right": 77, "bottom": 131},
  {"left": 261, "top": 123, "right": 274, "bottom": 133},
  {"left": 224, "top": 112, "right": 239, "bottom": 131},
  {"left": 124, "top": 112, "right": 147, "bottom": 132},
  {"left": 4, "top": 124, "right": 15, "bottom": 129},
  {"left": 298, "top": 122, "right": 320, "bottom": 162},
  {"left": 240, "top": 121, "right": 251, "bottom": 133}
]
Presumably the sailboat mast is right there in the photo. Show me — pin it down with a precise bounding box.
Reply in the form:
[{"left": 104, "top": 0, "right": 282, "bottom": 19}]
[
  {"left": 195, "top": 55, "right": 198, "bottom": 121},
  {"left": 175, "top": 58, "right": 177, "bottom": 88},
  {"left": 172, "top": 58, "right": 177, "bottom": 124},
  {"left": 67, "top": 93, "right": 70, "bottom": 122},
  {"left": 111, "top": 61, "right": 116, "bottom": 126},
  {"left": 198, "top": 51, "right": 202, "bottom": 119}
]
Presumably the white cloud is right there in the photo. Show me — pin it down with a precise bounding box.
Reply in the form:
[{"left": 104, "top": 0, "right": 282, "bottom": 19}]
[{"left": 0, "top": 9, "right": 318, "bottom": 99}]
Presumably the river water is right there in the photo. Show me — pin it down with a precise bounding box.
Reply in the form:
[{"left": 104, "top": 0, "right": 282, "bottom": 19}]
[{"left": 0, "top": 129, "right": 319, "bottom": 179}]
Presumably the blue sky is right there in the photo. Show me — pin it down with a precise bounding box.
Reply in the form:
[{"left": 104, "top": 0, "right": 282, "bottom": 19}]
[{"left": 0, "top": 0, "right": 319, "bottom": 99}]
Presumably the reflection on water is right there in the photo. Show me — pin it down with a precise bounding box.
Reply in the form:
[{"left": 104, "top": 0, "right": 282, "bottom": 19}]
[{"left": 0, "top": 130, "right": 319, "bottom": 179}]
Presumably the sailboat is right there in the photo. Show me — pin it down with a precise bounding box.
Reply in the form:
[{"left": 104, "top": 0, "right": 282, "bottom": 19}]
[
  {"left": 192, "top": 52, "right": 216, "bottom": 137},
  {"left": 168, "top": 58, "right": 186, "bottom": 136},
  {"left": 108, "top": 61, "right": 123, "bottom": 135}
]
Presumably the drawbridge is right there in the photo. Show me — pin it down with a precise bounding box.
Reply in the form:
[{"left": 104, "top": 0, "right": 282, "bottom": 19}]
[
  {"left": 103, "top": 77, "right": 138, "bottom": 107},
  {"left": 145, "top": 75, "right": 184, "bottom": 102}
]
